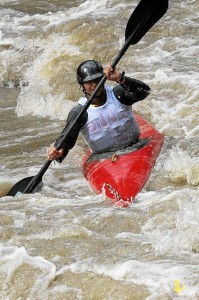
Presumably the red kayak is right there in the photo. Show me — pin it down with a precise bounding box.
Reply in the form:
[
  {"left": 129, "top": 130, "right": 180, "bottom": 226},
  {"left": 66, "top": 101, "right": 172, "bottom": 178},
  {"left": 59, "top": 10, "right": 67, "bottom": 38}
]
[{"left": 81, "top": 112, "right": 164, "bottom": 207}]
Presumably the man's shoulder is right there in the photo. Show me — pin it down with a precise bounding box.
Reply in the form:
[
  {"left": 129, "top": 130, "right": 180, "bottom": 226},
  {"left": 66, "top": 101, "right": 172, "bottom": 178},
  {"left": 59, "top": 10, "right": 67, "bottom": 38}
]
[
  {"left": 78, "top": 96, "right": 87, "bottom": 106},
  {"left": 68, "top": 102, "right": 88, "bottom": 125}
]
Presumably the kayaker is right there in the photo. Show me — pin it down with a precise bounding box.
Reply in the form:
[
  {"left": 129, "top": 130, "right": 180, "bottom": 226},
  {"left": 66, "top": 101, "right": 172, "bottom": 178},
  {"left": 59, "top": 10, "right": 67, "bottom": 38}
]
[{"left": 47, "top": 60, "right": 150, "bottom": 161}]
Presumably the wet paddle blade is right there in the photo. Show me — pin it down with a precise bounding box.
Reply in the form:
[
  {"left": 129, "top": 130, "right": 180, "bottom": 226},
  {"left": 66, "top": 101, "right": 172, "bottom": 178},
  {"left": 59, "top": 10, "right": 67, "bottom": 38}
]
[
  {"left": 7, "top": 176, "right": 43, "bottom": 196},
  {"left": 7, "top": 159, "right": 51, "bottom": 196},
  {"left": 125, "top": 0, "right": 168, "bottom": 44}
]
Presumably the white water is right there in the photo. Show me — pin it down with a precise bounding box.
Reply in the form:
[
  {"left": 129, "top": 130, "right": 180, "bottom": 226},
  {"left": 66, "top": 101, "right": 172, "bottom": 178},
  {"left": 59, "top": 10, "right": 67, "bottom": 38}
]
[{"left": 0, "top": 0, "right": 199, "bottom": 299}]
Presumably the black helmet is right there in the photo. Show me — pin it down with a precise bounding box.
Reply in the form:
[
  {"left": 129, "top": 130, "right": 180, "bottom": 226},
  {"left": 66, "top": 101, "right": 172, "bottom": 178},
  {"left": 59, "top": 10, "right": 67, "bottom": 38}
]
[{"left": 77, "top": 60, "right": 104, "bottom": 84}]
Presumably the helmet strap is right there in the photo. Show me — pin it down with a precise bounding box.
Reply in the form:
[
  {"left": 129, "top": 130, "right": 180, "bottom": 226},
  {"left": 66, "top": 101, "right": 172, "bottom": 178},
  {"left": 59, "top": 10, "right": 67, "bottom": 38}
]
[
  {"left": 82, "top": 84, "right": 105, "bottom": 99},
  {"left": 93, "top": 88, "right": 105, "bottom": 99}
]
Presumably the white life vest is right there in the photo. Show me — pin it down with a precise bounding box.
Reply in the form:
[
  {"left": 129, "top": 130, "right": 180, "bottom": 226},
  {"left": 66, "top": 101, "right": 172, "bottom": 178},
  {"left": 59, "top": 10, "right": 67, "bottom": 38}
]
[{"left": 78, "top": 85, "right": 140, "bottom": 153}]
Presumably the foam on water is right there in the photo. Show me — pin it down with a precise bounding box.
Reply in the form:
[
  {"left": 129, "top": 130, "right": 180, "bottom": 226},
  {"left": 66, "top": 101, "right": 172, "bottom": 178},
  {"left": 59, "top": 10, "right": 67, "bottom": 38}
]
[
  {"left": 140, "top": 189, "right": 199, "bottom": 253},
  {"left": 16, "top": 37, "right": 79, "bottom": 119},
  {"left": 0, "top": 246, "right": 56, "bottom": 299},
  {"left": 163, "top": 147, "right": 199, "bottom": 185},
  {"left": 59, "top": 257, "right": 199, "bottom": 299}
]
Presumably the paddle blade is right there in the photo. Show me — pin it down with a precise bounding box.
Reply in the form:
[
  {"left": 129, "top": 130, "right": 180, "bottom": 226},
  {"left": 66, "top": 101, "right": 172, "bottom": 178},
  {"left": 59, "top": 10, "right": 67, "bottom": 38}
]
[
  {"left": 7, "top": 176, "right": 43, "bottom": 197},
  {"left": 125, "top": 0, "right": 168, "bottom": 44}
]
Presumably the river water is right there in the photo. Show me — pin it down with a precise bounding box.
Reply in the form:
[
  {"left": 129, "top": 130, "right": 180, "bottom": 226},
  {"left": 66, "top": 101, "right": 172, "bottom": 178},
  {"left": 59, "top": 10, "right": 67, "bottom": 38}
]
[{"left": 0, "top": 0, "right": 199, "bottom": 299}]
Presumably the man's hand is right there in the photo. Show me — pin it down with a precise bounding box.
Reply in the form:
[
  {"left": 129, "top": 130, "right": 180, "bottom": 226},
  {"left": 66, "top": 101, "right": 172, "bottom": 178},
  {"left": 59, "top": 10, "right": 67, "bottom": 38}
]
[
  {"left": 104, "top": 63, "right": 122, "bottom": 82},
  {"left": 47, "top": 146, "right": 64, "bottom": 160}
]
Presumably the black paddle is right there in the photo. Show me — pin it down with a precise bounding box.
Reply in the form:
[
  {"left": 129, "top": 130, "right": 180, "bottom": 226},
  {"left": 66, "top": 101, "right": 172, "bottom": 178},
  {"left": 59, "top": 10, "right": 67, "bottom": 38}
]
[{"left": 7, "top": 0, "right": 168, "bottom": 197}]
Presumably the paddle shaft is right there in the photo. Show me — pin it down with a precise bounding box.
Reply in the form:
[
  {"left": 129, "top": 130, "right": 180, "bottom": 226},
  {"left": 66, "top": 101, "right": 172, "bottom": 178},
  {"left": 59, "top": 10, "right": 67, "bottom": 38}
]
[{"left": 23, "top": 160, "right": 52, "bottom": 193}]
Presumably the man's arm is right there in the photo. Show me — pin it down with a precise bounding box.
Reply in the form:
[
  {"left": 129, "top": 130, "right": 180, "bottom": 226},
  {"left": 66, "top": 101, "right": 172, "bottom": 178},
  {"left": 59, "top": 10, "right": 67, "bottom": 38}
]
[
  {"left": 113, "top": 76, "right": 150, "bottom": 105},
  {"left": 50, "top": 104, "right": 87, "bottom": 162}
]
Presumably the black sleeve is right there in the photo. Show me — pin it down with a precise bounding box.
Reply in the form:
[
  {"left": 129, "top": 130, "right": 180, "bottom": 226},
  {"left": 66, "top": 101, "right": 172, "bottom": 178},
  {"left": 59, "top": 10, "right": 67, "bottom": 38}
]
[
  {"left": 54, "top": 104, "right": 88, "bottom": 162},
  {"left": 113, "top": 76, "right": 150, "bottom": 105}
]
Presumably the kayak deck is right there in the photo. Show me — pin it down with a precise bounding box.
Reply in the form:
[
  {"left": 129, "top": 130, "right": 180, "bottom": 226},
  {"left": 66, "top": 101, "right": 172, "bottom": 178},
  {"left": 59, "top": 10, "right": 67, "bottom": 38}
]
[{"left": 81, "top": 113, "right": 164, "bottom": 206}]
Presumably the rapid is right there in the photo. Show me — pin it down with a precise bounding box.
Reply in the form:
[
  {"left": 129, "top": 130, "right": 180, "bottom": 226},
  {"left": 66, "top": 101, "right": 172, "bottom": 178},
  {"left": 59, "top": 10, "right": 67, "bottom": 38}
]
[{"left": 0, "top": 0, "right": 199, "bottom": 299}]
